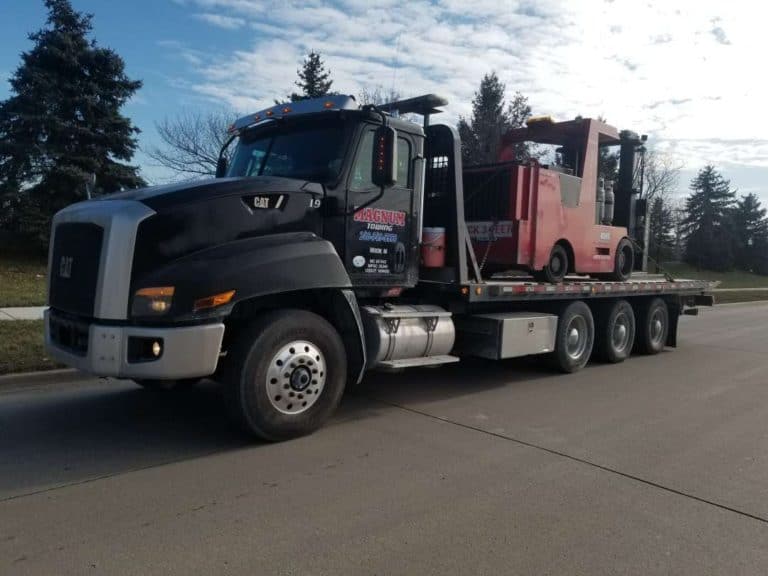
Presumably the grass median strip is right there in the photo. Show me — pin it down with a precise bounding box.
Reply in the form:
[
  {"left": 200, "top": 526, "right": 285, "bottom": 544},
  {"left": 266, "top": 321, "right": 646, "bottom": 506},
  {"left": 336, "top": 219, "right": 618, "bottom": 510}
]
[
  {"left": 663, "top": 262, "right": 768, "bottom": 289},
  {"left": 715, "top": 290, "right": 768, "bottom": 304},
  {"left": 0, "top": 320, "right": 62, "bottom": 375},
  {"left": 0, "top": 255, "right": 47, "bottom": 307}
]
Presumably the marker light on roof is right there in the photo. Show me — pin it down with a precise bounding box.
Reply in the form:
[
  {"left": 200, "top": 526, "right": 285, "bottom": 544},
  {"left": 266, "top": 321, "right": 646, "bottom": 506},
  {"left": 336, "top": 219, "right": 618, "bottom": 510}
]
[
  {"left": 253, "top": 114, "right": 260, "bottom": 121},
  {"left": 323, "top": 101, "right": 334, "bottom": 109},
  {"left": 227, "top": 123, "right": 237, "bottom": 133},
  {"left": 282, "top": 106, "right": 291, "bottom": 114},
  {"left": 265, "top": 110, "right": 274, "bottom": 117}
]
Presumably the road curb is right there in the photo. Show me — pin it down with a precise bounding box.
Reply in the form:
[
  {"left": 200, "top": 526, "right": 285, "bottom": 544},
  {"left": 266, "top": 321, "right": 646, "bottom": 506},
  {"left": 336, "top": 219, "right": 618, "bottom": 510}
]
[
  {"left": 715, "top": 300, "right": 768, "bottom": 307},
  {"left": 0, "top": 368, "right": 84, "bottom": 392}
]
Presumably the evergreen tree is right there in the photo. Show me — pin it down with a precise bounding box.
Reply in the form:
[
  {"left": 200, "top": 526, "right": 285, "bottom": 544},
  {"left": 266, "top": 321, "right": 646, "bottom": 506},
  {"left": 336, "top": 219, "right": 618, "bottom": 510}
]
[
  {"left": 457, "top": 72, "right": 510, "bottom": 165},
  {"left": 290, "top": 51, "right": 333, "bottom": 102},
  {"left": 0, "top": 0, "right": 144, "bottom": 247},
  {"left": 681, "top": 165, "right": 736, "bottom": 271},
  {"left": 598, "top": 147, "right": 619, "bottom": 183},
  {"left": 648, "top": 196, "right": 675, "bottom": 268},
  {"left": 733, "top": 192, "right": 768, "bottom": 272},
  {"left": 505, "top": 91, "right": 534, "bottom": 161}
]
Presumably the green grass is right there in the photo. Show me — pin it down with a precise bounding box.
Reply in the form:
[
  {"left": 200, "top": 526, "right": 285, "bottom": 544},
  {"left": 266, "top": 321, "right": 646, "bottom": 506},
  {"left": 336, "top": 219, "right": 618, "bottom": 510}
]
[
  {"left": 713, "top": 290, "right": 768, "bottom": 305},
  {"left": 0, "top": 320, "right": 62, "bottom": 375},
  {"left": 0, "top": 254, "right": 47, "bottom": 307},
  {"left": 662, "top": 262, "right": 768, "bottom": 289}
]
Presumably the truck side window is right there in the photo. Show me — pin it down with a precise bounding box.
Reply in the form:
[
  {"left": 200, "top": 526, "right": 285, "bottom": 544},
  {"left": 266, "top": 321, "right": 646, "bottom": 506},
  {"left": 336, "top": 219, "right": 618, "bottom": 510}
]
[
  {"left": 350, "top": 130, "right": 376, "bottom": 191},
  {"left": 351, "top": 130, "right": 412, "bottom": 190}
]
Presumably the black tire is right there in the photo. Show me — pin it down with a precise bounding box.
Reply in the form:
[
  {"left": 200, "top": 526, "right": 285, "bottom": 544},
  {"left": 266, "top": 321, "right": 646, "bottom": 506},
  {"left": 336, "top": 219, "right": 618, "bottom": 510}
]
[
  {"left": 551, "top": 300, "right": 594, "bottom": 373},
  {"left": 635, "top": 298, "right": 668, "bottom": 355},
  {"left": 606, "top": 238, "right": 634, "bottom": 281},
  {"left": 533, "top": 244, "right": 568, "bottom": 283},
  {"left": 134, "top": 378, "right": 200, "bottom": 392},
  {"left": 594, "top": 299, "right": 636, "bottom": 363},
  {"left": 224, "top": 309, "right": 347, "bottom": 441}
]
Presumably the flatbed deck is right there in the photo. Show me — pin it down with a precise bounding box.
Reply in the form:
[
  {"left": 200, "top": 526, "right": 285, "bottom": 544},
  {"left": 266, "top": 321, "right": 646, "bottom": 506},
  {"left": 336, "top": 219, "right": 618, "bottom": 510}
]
[{"left": 425, "top": 274, "right": 717, "bottom": 304}]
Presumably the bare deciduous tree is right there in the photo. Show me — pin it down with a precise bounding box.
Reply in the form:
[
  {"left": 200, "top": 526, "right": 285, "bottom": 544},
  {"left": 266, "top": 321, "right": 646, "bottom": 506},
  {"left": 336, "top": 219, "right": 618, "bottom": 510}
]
[
  {"left": 642, "top": 149, "right": 682, "bottom": 202},
  {"left": 145, "top": 109, "right": 237, "bottom": 180},
  {"left": 358, "top": 85, "right": 401, "bottom": 108}
]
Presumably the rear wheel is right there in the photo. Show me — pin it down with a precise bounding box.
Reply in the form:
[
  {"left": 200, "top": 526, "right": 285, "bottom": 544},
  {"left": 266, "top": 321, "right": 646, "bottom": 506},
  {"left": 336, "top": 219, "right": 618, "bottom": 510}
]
[
  {"left": 225, "top": 309, "right": 347, "bottom": 441},
  {"left": 533, "top": 244, "right": 568, "bottom": 284},
  {"left": 551, "top": 300, "right": 594, "bottom": 373},
  {"left": 594, "top": 299, "right": 636, "bottom": 363},
  {"left": 635, "top": 298, "right": 668, "bottom": 355}
]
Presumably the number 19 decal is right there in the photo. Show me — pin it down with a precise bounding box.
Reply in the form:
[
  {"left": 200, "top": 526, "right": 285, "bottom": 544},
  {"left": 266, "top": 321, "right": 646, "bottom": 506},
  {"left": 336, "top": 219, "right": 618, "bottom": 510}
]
[{"left": 309, "top": 198, "right": 322, "bottom": 209}]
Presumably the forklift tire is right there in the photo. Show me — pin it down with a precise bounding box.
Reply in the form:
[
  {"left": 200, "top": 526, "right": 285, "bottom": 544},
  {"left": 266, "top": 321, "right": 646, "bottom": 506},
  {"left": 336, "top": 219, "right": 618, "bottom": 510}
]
[
  {"left": 134, "top": 378, "right": 200, "bottom": 392},
  {"left": 635, "top": 298, "right": 668, "bottom": 355},
  {"left": 224, "top": 309, "right": 347, "bottom": 441},
  {"left": 594, "top": 299, "right": 635, "bottom": 363},
  {"left": 551, "top": 300, "right": 594, "bottom": 373},
  {"left": 534, "top": 244, "right": 568, "bottom": 284},
  {"left": 605, "top": 238, "right": 634, "bottom": 281}
]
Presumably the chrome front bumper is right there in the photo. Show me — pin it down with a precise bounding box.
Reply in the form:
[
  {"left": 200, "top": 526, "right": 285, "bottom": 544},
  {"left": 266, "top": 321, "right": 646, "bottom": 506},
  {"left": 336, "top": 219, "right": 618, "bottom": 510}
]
[{"left": 44, "top": 309, "right": 225, "bottom": 379}]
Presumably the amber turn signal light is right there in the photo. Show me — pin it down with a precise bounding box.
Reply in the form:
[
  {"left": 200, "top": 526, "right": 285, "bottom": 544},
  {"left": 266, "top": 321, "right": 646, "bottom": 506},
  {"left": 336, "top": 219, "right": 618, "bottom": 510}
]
[{"left": 194, "top": 290, "right": 236, "bottom": 312}]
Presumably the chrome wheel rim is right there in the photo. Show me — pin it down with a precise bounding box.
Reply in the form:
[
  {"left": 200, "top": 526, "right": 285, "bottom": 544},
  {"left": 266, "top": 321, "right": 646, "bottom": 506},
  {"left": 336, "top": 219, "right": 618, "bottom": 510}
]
[
  {"left": 649, "top": 310, "right": 665, "bottom": 345},
  {"left": 565, "top": 316, "right": 589, "bottom": 360},
  {"left": 266, "top": 340, "right": 326, "bottom": 415},
  {"left": 612, "top": 312, "right": 631, "bottom": 352}
]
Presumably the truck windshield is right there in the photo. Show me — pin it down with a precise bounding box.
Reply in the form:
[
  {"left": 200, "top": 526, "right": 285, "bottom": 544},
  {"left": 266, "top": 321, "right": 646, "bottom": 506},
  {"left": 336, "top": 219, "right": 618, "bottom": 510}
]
[{"left": 227, "top": 118, "right": 347, "bottom": 182}]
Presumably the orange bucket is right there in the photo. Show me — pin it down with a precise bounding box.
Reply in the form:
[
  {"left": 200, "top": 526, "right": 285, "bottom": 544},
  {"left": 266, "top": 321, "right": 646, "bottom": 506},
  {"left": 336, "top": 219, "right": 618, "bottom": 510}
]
[{"left": 421, "top": 227, "right": 446, "bottom": 267}]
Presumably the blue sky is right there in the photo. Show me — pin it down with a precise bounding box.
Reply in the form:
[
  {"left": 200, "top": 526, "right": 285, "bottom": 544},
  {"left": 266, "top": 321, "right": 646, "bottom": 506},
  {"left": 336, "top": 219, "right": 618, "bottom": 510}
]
[{"left": 1, "top": 0, "right": 766, "bottom": 202}]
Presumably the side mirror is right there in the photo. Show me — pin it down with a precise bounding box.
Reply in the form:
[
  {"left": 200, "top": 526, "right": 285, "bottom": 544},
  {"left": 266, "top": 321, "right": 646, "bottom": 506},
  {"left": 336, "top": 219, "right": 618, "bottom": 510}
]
[
  {"left": 215, "top": 157, "right": 228, "bottom": 178},
  {"left": 371, "top": 125, "right": 397, "bottom": 188}
]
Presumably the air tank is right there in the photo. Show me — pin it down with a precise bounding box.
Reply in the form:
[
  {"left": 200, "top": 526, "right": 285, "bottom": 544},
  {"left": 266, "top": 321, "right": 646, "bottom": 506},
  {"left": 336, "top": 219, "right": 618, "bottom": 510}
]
[{"left": 602, "top": 180, "right": 615, "bottom": 225}]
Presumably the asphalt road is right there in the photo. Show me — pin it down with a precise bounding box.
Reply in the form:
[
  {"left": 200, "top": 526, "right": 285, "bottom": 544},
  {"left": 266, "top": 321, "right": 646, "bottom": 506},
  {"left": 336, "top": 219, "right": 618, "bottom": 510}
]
[{"left": 2, "top": 303, "right": 768, "bottom": 575}]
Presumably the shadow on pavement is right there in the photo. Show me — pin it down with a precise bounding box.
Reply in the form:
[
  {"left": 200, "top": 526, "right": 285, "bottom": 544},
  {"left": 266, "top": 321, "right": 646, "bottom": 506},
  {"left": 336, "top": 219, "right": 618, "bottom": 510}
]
[{"left": 0, "top": 356, "right": 554, "bottom": 499}]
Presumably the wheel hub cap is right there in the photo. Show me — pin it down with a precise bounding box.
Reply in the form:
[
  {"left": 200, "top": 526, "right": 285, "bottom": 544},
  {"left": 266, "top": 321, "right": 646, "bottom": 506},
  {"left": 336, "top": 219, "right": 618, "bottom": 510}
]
[
  {"left": 266, "top": 340, "right": 326, "bottom": 415},
  {"left": 612, "top": 314, "right": 630, "bottom": 350},
  {"left": 566, "top": 316, "right": 588, "bottom": 360},
  {"left": 290, "top": 366, "right": 312, "bottom": 391},
  {"left": 651, "top": 316, "right": 663, "bottom": 342}
]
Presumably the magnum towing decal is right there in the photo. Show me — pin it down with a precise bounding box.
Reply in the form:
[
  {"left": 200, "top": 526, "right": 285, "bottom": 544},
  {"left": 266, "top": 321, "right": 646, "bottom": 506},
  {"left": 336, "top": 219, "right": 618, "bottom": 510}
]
[
  {"left": 353, "top": 207, "right": 406, "bottom": 227},
  {"left": 350, "top": 207, "right": 408, "bottom": 276}
]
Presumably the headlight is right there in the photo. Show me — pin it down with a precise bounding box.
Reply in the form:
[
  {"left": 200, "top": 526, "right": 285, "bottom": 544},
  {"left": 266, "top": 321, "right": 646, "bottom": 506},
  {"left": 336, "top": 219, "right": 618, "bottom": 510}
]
[{"left": 131, "top": 286, "right": 174, "bottom": 316}]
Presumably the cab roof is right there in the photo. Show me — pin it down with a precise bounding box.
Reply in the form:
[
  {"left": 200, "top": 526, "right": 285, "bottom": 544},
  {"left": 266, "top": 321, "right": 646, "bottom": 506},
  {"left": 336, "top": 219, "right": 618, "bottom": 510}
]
[{"left": 230, "top": 94, "right": 449, "bottom": 135}]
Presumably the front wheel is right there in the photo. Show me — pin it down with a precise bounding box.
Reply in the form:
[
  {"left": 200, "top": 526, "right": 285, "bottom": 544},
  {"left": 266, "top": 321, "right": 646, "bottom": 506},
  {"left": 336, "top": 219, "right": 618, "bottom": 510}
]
[{"left": 225, "top": 310, "right": 347, "bottom": 441}]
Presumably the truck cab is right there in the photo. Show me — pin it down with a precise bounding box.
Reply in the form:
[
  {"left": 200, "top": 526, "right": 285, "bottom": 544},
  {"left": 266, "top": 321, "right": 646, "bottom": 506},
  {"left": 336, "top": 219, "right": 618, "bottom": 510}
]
[{"left": 220, "top": 97, "right": 426, "bottom": 292}]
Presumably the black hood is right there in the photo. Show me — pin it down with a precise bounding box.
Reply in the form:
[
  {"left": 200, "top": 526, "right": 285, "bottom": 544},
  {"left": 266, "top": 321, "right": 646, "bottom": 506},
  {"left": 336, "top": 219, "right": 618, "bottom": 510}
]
[
  {"left": 127, "top": 176, "right": 327, "bottom": 288},
  {"left": 104, "top": 176, "right": 325, "bottom": 211}
]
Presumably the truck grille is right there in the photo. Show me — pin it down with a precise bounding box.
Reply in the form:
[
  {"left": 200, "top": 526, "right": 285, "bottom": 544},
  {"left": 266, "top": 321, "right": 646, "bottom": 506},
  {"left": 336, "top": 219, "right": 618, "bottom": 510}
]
[
  {"left": 49, "top": 223, "right": 104, "bottom": 317},
  {"left": 48, "top": 312, "right": 89, "bottom": 356}
]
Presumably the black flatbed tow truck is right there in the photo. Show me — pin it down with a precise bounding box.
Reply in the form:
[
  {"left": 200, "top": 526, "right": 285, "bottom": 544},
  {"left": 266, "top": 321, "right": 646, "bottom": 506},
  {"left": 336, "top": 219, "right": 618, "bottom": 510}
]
[{"left": 45, "top": 94, "right": 714, "bottom": 440}]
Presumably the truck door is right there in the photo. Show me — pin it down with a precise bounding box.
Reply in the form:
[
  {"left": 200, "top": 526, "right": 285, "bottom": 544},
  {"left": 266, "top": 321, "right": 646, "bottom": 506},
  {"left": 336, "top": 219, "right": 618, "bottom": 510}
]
[{"left": 345, "top": 125, "right": 417, "bottom": 288}]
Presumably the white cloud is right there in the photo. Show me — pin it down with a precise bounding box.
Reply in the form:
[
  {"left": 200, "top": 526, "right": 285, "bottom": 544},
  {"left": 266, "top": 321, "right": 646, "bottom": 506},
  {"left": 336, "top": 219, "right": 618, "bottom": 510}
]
[
  {"left": 193, "top": 13, "right": 245, "bottom": 29},
  {"left": 167, "top": 0, "right": 768, "bottom": 194}
]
